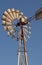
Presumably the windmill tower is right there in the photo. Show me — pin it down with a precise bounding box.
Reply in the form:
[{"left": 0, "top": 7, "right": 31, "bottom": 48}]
[{"left": 1, "top": 7, "right": 42, "bottom": 65}]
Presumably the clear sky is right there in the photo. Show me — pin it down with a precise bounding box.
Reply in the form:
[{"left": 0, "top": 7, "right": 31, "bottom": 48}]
[{"left": 0, "top": 0, "right": 42, "bottom": 65}]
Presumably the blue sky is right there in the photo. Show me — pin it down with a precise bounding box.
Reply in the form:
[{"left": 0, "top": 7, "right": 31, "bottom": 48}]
[{"left": 0, "top": 0, "right": 42, "bottom": 65}]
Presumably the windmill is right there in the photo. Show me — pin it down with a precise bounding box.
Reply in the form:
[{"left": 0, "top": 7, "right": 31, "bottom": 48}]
[{"left": 1, "top": 7, "right": 42, "bottom": 65}]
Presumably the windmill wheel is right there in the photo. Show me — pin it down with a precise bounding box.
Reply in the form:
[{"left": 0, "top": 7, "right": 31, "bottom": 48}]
[{"left": 2, "top": 8, "right": 31, "bottom": 41}]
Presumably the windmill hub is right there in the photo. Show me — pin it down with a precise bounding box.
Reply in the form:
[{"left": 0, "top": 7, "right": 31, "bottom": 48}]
[{"left": 16, "top": 21, "right": 28, "bottom": 26}]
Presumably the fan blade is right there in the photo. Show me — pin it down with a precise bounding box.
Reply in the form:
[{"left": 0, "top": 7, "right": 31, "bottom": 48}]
[
  {"left": 15, "top": 10, "right": 20, "bottom": 18},
  {"left": 28, "top": 26, "right": 31, "bottom": 30},
  {"left": 2, "top": 15, "right": 12, "bottom": 22},
  {"left": 6, "top": 22, "right": 12, "bottom": 26},
  {"left": 7, "top": 31, "right": 11, "bottom": 36},
  {"left": 7, "top": 9, "right": 14, "bottom": 19},
  {"left": 4, "top": 11, "right": 12, "bottom": 20},
  {"left": 29, "top": 31, "right": 31, "bottom": 34},
  {"left": 21, "top": 17, "right": 25, "bottom": 22},
  {"left": 23, "top": 25, "right": 31, "bottom": 30},
  {"left": 4, "top": 26, "right": 8, "bottom": 31},
  {"left": 28, "top": 35, "right": 30, "bottom": 38},
  {"left": 20, "top": 12, "right": 23, "bottom": 15},
  {"left": 23, "top": 28, "right": 29, "bottom": 34},
  {"left": 2, "top": 21, "right": 6, "bottom": 25},
  {"left": 12, "top": 9, "right": 17, "bottom": 19},
  {"left": 8, "top": 26, "right": 13, "bottom": 30}
]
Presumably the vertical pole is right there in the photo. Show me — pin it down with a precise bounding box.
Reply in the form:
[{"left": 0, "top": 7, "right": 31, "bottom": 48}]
[
  {"left": 22, "top": 26, "right": 28, "bottom": 65},
  {"left": 17, "top": 25, "right": 28, "bottom": 65}
]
